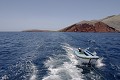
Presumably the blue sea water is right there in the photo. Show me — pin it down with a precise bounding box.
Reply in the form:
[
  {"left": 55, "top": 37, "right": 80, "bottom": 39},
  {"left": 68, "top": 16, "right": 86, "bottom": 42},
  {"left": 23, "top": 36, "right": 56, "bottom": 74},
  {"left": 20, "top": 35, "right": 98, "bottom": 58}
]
[{"left": 0, "top": 32, "right": 120, "bottom": 80}]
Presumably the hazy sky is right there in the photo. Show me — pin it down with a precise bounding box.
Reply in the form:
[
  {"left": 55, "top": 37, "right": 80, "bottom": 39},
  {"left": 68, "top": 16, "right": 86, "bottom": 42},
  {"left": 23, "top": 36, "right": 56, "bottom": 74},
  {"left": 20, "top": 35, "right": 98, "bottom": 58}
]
[{"left": 0, "top": 0, "right": 120, "bottom": 31}]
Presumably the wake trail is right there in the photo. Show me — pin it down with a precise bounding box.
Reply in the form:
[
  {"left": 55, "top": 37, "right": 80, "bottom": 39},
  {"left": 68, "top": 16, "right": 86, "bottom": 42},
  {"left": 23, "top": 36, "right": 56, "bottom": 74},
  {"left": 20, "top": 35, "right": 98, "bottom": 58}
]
[
  {"left": 96, "top": 58, "right": 105, "bottom": 68},
  {"left": 30, "top": 62, "right": 38, "bottom": 80},
  {"left": 43, "top": 43, "right": 105, "bottom": 80},
  {"left": 42, "top": 43, "right": 84, "bottom": 80}
]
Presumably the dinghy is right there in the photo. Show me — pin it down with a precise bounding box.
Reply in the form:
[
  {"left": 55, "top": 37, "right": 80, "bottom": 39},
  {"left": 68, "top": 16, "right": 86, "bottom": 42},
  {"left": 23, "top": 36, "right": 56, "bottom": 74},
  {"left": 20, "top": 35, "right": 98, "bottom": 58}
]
[{"left": 74, "top": 48, "right": 99, "bottom": 64}]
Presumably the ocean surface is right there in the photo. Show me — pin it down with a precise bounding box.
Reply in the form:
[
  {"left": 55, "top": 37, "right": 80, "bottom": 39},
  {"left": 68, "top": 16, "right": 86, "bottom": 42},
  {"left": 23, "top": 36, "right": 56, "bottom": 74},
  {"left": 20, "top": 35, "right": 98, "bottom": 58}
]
[{"left": 0, "top": 32, "right": 120, "bottom": 80}]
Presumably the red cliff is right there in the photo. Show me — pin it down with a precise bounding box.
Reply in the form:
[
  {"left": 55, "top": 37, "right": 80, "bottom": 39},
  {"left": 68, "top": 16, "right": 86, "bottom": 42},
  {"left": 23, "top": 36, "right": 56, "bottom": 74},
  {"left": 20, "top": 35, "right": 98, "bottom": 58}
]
[{"left": 59, "top": 21, "right": 118, "bottom": 32}]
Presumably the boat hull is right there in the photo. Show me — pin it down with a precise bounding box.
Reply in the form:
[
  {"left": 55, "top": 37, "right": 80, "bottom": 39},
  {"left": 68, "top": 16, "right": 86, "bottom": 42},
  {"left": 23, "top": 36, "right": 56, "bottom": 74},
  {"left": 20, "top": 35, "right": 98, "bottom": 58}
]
[
  {"left": 75, "top": 55, "right": 98, "bottom": 64},
  {"left": 74, "top": 49, "right": 99, "bottom": 65}
]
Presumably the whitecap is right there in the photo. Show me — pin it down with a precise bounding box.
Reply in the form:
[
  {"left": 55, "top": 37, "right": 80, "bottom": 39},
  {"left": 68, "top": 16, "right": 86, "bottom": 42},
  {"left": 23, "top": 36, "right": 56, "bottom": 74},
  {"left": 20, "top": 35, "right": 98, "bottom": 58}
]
[
  {"left": 1, "top": 75, "right": 9, "bottom": 80},
  {"left": 96, "top": 58, "right": 105, "bottom": 68}
]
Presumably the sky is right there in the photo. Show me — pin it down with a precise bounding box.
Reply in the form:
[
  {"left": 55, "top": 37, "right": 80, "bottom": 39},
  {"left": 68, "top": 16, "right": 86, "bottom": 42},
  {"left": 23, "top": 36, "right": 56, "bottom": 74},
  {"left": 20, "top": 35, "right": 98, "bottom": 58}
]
[{"left": 0, "top": 0, "right": 120, "bottom": 31}]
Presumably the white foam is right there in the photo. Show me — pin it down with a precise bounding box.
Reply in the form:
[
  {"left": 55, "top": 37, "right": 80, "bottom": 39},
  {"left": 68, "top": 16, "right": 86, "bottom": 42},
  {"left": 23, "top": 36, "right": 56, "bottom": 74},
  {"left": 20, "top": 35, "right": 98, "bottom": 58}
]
[
  {"left": 30, "top": 63, "right": 37, "bottom": 80},
  {"left": 62, "top": 43, "right": 83, "bottom": 79},
  {"left": 62, "top": 44, "right": 79, "bottom": 65},
  {"left": 1, "top": 75, "right": 9, "bottom": 80},
  {"left": 43, "top": 58, "right": 83, "bottom": 80},
  {"left": 43, "top": 75, "right": 61, "bottom": 80},
  {"left": 42, "top": 43, "right": 83, "bottom": 80},
  {"left": 62, "top": 62, "right": 83, "bottom": 80},
  {"left": 96, "top": 58, "right": 105, "bottom": 68}
]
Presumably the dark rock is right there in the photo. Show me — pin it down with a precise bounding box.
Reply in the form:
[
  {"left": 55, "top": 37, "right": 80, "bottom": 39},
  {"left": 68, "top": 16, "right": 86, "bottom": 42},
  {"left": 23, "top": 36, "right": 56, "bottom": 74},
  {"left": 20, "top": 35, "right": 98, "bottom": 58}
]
[{"left": 59, "top": 21, "right": 119, "bottom": 32}]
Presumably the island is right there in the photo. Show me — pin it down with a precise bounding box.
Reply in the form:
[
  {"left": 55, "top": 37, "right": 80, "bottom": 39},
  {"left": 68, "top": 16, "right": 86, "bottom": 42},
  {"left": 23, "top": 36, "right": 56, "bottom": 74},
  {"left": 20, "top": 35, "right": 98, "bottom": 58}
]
[{"left": 23, "top": 14, "right": 120, "bottom": 32}]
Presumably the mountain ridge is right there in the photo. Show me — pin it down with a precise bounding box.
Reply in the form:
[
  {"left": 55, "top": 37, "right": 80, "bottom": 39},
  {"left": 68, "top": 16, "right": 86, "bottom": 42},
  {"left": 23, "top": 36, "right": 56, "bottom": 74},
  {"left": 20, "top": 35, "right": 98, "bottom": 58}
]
[
  {"left": 59, "top": 14, "right": 120, "bottom": 32},
  {"left": 23, "top": 14, "right": 120, "bottom": 32}
]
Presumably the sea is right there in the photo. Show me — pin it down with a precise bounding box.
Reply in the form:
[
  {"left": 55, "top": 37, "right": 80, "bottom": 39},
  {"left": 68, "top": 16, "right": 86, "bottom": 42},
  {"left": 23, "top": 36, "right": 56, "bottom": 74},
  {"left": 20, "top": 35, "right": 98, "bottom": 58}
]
[{"left": 0, "top": 32, "right": 120, "bottom": 80}]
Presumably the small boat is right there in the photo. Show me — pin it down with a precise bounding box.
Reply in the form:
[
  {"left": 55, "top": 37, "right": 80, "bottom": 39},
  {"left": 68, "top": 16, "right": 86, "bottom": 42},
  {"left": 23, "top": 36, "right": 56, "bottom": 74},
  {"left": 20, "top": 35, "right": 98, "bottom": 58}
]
[{"left": 74, "top": 48, "right": 99, "bottom": 65}]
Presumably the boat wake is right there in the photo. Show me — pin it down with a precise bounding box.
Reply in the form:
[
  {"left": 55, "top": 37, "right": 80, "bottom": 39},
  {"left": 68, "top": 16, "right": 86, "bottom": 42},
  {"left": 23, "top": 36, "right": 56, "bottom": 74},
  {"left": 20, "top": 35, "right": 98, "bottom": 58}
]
[
  {"left": 42, "top": 43, "right": 84, "bottom": 80},
  {"left": 42, "top": 43, "right": 105, "bottom": 80},
  {"left": 30, "top": 62, "right": 37, "bottom": 80},
  {"left": 96, "top": 58, "right": 105, "bottom": 68}
]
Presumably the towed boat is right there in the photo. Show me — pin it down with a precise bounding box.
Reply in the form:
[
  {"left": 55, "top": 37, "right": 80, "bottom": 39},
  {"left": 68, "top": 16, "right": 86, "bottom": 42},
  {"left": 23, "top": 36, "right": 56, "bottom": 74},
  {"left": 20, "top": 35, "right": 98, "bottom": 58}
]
[{"left": 74, "top": 48, "right": 99, "bottom": 64}]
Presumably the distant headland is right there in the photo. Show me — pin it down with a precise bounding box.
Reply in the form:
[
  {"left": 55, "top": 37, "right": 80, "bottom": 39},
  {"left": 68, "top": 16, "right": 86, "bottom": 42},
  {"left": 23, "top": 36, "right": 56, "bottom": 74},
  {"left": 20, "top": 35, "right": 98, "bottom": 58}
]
[
  {"left": 23, "top": 14, "right": 120, "bottom": 32},
  {"left": 22, "top": 29, "right": 54, "bottom": 32}
]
